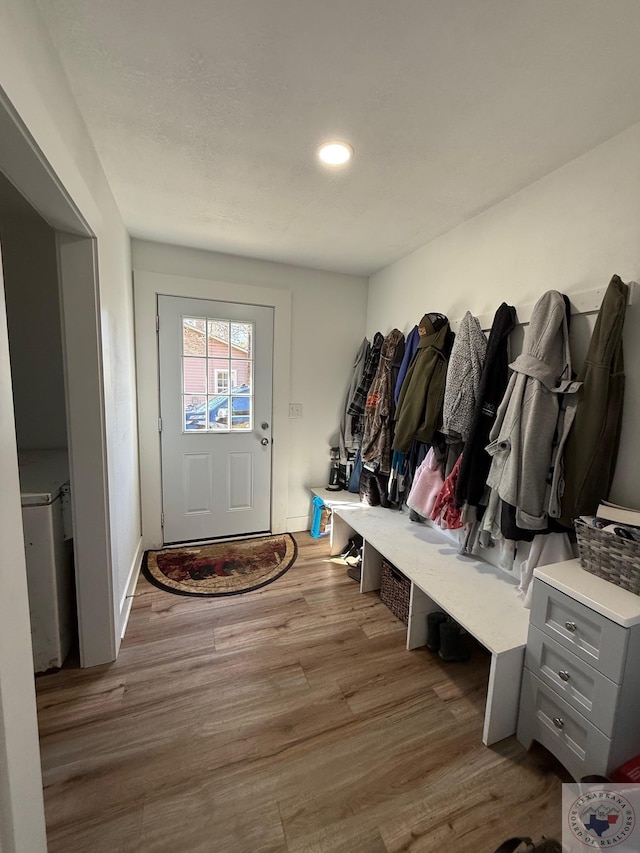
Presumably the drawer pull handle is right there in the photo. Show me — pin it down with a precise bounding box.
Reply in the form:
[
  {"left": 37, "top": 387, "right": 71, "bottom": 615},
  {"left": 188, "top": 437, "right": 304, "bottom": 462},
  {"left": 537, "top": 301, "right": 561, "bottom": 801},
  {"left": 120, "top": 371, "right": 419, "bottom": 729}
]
[
  {"left": 565, "top": 621, "right": 577, "bottom": 633},
  {"left": 558, "top": 670, "right": 570, "bottom": 682},
  {"left": 552, "top": 717, "right": 565, "bottom": 730}
]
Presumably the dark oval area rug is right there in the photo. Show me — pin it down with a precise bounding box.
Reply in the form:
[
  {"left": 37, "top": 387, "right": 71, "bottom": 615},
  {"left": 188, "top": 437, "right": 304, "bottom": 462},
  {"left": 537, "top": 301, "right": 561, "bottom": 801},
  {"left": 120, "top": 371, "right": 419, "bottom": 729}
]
[{"left": 142, "top": 533, "right": 298, "bottom": 597}]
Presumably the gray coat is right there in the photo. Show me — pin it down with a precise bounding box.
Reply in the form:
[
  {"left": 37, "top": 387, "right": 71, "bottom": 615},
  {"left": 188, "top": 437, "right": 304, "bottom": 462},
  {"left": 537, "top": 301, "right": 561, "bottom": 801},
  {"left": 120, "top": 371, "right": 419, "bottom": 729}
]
[
  {"left": 485, "top": 290, "right": 574, "bottom": 530},
  {"left": 339, "top": 337, "right": 369, "bottom": 461}
]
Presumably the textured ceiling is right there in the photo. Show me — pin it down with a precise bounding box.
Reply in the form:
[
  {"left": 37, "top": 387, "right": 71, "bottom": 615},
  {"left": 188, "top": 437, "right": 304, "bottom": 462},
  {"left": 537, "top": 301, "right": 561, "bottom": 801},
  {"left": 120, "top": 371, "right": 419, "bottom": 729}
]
[{"left": 36, "top": 0, "right": 640, "bottom": 276}]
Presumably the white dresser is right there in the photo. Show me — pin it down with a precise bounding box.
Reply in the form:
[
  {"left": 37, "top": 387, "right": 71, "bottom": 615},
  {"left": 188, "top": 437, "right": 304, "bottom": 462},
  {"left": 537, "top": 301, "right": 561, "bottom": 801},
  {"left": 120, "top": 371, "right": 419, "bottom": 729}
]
[{"left": 517, "top": 559, "right": 640, "bottom": 780}]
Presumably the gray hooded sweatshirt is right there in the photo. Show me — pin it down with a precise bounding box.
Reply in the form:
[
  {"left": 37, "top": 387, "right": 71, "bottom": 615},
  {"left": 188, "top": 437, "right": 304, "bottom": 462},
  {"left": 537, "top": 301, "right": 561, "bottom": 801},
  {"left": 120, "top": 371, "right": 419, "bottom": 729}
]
[{"left": 485, "top": 290, "right": 576, "bottom": 530}]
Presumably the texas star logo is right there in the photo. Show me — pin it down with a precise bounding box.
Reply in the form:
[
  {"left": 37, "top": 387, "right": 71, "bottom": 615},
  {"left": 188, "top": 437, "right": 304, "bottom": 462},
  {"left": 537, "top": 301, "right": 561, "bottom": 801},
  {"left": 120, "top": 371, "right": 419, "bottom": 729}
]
[{"left": 568, "top": 790, "right": 636, "bottom": 847}]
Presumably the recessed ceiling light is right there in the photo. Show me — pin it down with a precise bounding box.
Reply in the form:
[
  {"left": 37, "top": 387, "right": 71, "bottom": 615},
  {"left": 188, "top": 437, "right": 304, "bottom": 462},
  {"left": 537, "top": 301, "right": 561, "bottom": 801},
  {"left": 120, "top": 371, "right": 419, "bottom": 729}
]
[{"left": 317, "top": 141, "right": 353, "bottom": 166}]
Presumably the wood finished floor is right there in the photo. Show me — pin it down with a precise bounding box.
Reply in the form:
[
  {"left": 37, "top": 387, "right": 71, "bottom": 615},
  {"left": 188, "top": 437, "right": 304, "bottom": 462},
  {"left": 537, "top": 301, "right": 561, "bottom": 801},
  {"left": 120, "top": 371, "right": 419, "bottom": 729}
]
[{"left": 36, "top": 533, "right": 568, "bottom": 853}]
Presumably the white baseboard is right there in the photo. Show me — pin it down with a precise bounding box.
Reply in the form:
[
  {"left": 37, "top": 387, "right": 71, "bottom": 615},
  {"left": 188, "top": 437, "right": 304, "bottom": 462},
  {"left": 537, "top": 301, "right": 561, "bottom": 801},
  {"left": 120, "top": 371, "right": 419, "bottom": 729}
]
[
  {"left": 286, "top": 515, "right": 311, "bottom": 533},
  {"left": 119, "top": 538, "right": 144, "bottom": 640}
]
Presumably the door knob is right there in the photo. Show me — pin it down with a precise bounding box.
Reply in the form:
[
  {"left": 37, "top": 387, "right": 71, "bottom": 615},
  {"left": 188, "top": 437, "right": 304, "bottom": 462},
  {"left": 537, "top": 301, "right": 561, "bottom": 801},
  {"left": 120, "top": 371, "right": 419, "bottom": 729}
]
[{"left": 260, "top": 437, "right": 269, "bottom": 446}]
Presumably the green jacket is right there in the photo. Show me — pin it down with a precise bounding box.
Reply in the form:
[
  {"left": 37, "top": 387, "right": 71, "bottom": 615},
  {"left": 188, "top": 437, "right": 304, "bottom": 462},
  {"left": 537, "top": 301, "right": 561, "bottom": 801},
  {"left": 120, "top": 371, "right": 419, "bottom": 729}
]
[
  {"left": 393, "top": 316, "right": 453, "bottom": 453},
  {"left": 560, "top": 274, "right": 628, "bottom": 524}
]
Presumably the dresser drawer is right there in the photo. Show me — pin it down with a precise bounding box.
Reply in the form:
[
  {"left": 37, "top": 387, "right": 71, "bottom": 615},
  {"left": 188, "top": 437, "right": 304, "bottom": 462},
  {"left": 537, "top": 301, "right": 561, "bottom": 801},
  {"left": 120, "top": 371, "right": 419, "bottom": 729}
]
[
  {"left": 518, "top": 670, "right": 612, "bottom": 780},
  {"left": 530, "top": 581, "right": 627, "bottom": 681},
  {"left": 525, "top": 625, "right": 619, "bottom": 736}
]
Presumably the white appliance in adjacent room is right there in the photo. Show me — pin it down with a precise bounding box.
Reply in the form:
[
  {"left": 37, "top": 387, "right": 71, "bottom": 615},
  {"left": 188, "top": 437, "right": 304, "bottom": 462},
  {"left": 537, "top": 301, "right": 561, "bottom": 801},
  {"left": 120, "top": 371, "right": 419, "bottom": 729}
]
[{"left": 18, "top": 449, "right": 75, "bottom": 673}]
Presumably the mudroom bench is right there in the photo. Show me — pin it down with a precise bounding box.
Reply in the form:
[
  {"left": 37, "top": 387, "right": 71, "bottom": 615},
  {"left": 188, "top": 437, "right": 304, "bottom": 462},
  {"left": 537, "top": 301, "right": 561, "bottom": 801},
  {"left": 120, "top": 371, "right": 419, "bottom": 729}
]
[{"left": 327, "top": 500, "right": 530, "bottom": 746}]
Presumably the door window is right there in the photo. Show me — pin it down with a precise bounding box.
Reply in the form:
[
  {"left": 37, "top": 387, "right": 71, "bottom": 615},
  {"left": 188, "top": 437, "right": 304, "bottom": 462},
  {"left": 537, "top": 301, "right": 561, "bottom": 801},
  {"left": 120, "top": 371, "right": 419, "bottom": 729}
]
[{"left": 182, "top": 317, "right": 253, "bottom": 432}]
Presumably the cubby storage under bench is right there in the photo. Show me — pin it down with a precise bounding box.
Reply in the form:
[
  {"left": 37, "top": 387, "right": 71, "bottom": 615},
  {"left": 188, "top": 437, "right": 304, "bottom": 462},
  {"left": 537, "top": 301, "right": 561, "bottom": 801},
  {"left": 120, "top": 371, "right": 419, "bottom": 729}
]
[{"left": 330, "top": 504, "right": 530, "bottom": 746}]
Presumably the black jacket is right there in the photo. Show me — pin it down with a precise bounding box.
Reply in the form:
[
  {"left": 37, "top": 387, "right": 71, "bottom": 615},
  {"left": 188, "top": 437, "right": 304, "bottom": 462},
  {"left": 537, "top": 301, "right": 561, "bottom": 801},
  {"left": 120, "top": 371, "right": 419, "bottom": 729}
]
[{"left": 455, "top": 302, "right": 517, "bottom": 509}]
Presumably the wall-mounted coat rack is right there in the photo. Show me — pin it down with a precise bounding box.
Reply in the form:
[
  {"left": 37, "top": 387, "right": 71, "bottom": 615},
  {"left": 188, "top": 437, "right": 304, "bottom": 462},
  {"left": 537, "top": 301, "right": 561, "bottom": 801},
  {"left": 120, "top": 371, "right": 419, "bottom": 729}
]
[{"left": 450, "top": 280, "right": 636, "bottom": 334}]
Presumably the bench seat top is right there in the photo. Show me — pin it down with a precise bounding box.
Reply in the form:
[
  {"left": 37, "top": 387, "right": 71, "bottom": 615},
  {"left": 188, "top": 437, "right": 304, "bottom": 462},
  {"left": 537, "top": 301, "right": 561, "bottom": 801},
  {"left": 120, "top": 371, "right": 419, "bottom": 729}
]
[{"left": 333, "top": 504, "right": 530, "bottom": 656}]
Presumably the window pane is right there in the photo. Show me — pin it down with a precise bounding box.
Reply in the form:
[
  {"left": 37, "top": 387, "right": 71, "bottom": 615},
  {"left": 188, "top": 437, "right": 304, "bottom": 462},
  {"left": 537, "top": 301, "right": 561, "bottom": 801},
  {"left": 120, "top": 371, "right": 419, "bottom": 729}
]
[
  {"left": 230, "top": 395, "right": 252, "bottom": 430},
  {"left": 183, "top": 318, "right": 206, "bottom": 356},
  {"left": 208, "top": 320, "right": 230, "bottom": 357},
  {"left": 231, "top": 322, "right": 252, "bottom": 360},
  {"left": 184, "top": 394, "right": 206, "bottom": 431},
  {"left": 208, "top": 395, "right": 230, "bottom": 430},
  {"left": 231, "top": 360, "right": 251, "bottom": 393},
  {"left": 183, "top": 357, "right": 207, "bottom": 394},
  {"left": 216, "top": 370, "right": 230, "bottom": 394},
  {"left": 207, "top": 359, "right": 236, "bottom": 395}
]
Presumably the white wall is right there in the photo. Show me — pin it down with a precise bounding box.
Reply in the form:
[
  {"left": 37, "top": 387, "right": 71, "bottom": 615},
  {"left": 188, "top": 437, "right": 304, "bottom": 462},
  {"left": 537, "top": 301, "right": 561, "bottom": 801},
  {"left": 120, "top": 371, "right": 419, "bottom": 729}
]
[
  {"left": 368, "top": 122, "right": 640, "bottom": 508},
  {"left": 132, "top": 239, "right": 368, "bottom": 530},
  {"left": 0, "top": 1, "right": 142, "bottom": 846},
  {"left": 0, "top": 205, "right": 67, "bottom": 450},
  {"left": 0, "top": 0, "right": 141, "bottom": 639}
]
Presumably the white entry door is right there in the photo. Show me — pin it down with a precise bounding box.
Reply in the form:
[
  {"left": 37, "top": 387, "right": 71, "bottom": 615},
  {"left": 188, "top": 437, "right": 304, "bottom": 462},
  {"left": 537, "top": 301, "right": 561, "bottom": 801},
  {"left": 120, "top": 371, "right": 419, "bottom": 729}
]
[{"left": 158, "top": 295, "right": 274, "bottom": 544}]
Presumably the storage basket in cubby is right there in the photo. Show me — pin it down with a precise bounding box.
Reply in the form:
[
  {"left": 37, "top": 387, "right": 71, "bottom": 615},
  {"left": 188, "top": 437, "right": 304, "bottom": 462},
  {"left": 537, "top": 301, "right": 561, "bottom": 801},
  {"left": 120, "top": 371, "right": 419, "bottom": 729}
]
[
  {"left": 574, "top": 517, "right": 640, "bottom": 596},
  {"left": 380, "top": 559, "right": 410, "bottom": 623}
]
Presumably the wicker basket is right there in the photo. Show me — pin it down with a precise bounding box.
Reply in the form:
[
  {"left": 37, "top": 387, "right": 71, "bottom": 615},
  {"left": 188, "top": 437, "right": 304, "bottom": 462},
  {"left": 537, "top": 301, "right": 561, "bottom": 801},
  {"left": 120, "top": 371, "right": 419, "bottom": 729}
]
[
  {"left": 380, "top": 559, "right": 410, "bottom": 623},
  {"left": 574, "top": 517, "right": 640, "bottom": 595}
]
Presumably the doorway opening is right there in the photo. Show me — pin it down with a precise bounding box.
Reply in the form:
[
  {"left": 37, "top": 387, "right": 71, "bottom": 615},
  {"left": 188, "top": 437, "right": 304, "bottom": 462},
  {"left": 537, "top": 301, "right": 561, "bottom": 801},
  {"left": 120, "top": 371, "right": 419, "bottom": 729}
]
[
  {"left": 0, "top": 91, "right": 115, "bottom": 668},
  {"left": 133, "top": 269, "right": 292, "bottom": 550},
  {"left": 0, "top": 172, "right": 77, "bottom": 673}
]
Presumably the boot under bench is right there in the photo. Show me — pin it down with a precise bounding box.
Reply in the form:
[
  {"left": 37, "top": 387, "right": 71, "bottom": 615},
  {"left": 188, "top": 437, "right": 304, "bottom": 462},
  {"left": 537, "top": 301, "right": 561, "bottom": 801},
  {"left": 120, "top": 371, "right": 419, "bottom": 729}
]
[{"left": 329, "top": 503, "right": 530, "bottom": 747}]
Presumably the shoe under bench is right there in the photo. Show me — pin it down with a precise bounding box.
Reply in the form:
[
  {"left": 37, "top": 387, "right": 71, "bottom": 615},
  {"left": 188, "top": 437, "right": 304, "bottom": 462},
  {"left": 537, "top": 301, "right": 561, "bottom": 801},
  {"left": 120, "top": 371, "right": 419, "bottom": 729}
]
[{"left": 329, "top": 503, "right": 530, "bottom": 747}]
